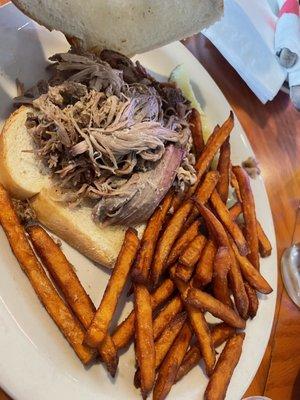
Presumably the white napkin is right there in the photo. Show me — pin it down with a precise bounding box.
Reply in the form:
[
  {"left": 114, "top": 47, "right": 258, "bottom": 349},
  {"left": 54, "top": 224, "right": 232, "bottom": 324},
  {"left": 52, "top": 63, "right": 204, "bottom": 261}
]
[
  {"left": 202, "top": 0, "right": 287, "bottom": 103},
  {"left": 275, "top": 12, "right": 300, "bottom": 88},
  {"left": 275, "top": 13, "right": 300, "bottom": 56}
]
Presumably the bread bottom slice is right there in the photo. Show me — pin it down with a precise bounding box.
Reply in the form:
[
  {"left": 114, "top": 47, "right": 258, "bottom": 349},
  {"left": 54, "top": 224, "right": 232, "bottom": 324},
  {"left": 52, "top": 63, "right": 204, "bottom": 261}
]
[{"left": 31, "top": 188, "right": 144, "bottom": 269}]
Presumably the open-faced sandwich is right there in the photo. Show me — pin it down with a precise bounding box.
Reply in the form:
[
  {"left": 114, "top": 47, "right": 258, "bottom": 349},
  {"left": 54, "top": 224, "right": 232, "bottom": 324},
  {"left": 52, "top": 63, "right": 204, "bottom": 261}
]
[
  {"left": 0, "top": 0, "right": 223, "bottom": 267},
  {"left": 0, "top": 2, "right": 275, "bottom": 400}
]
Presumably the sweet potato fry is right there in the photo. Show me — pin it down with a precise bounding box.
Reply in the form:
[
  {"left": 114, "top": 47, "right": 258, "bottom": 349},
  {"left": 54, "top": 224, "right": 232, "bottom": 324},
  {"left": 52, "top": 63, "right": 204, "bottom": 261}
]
[
  {"left": 217, "top": 137, "right": 231, "bottom": 203},
  {"left": 134, "top": 312, "right": 187, "bottom": 388},
  {"left": 204, "top": 333, "right": 245, "bottom": 400},
  {"left": 230, "top": 240, "right": 272, "bottom": 294},
  {"left": 153, "top": 323, "right": 192, "bottom": 400},
  {"left": 168, "top": 191, "right": 185, "bottom": 216},
  {"left": 230, "top": 167, "right": 242, "bottom": 202},
  {"left": 257, "top": 220, "right": 272, "bottom": 257},
  {"left": 99, "top": 335, "right": 119, "bottom": 377},
  {"left": 194, "top": 240, "right": 217, "bottom": 287},
  {"left": 134, "top": 284, "right": 155, "bottom": 397},
  {"left": 27, "top": 225, "right": 118, "bottom": 375},
  {"left": 183, "top": 166, "right": 220, "bottom": 229},
  {"left": 150, "top": 279, "right": 176, "bottom": 308},
  {"left": 232, "top": 166, "right": 259, "bottom": 270},
  {"left": 229, "top": 202, "right": 242, "bottom": 220},
  {"left": 173, "top": 263, "right": 191, "bottom": 283},
  {"left": 244, "top": 282, "right": 259, "bottom": 319},
  {"left": 193, "top": 201, "right": 228, "bottom": 248},
  {"left": 184, "top": 207, "right": 201, "bottom": 230},
  {"left": 205, "top": 124, "right": 220, "bottom": 146},
  {"left": 175, "top": 323, "right": 235, "bottom": 383},
  {"left": 194, "top": 112, "right": 234, "bottom": 184},
  {"left": 111, "top": 311, "right": 135, "bottom": 351},
  {"left": 163, "top": 194, "right": 185, "bottom": 228},
  {"left": 153, "top": 296, "right": 183, "bottom": 340},
  {"left": 194, "top": 171, "right": 220, "bottom": 204},
  {"left": 213, "top": 247, "right": 233, "bottom": 308},
  {"left": 189, "top": 108, "right": 205, "bottom": 157},
  {"left": 151, "top": 171, "right": 219, "bottom": 286},
  {"left": 167, "top": 219, "right": 201, "bottom": 266},
  {"left": 170, "top": 271, "right": 216, "bottom": 376},
  {"left": 185, "top": 288, "right": 246, "bottom": 329},
  {"left": 151, "top": 203, "right": 192, "bottom": 286},
  {"left": 85, "top": 228, "right": 139, "bottom": 348},
  {"left": 175, "top": 344, "right": 202, "bottom": 383},
  {"left": 179, "top": 234, "right": 206, "bottom": 270},
  {"left": 227, "top": 246, "right": 249, "bottom": 319},
  {"left": 27, "top": 225, "right": 95, "bottom": 328},
  {"left": 209, "top": 323, "right": 236, "bottom": 348},
  {"left": 210, "top": 190, "right": 249, "bottom": 256},
  {"left": 112, "top": 279, "right": 175, "bottom": 350},
  {"left": 193, "top": 201, "right": 249, "bottom": 318},
  {"left": 132, "top": 192, "right": 173, "bottom": 284},
  {"left": 229, "top": 203, "right": 272, "bottom": 258},
  {"left": 154, "top": 312, "right": 187, "bottom": 368},
  {"left": 0, "top": 185, "right": 96, "bottom": 365},
  {"left": 175, "top": 171, "right": 220, "bottom": 249}
]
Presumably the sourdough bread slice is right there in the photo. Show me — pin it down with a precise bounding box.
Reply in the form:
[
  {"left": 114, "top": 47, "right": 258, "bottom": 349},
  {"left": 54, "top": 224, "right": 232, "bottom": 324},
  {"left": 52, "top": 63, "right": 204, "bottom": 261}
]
[
  {"left": 0, "top": 107, "right": 144, "bottom": 268},
  {"left": 0, "top": 106, "right": 49, "bottom": 199},
  {"left": 31, "top": 188, "right": 144, "bottom": 268},
  {"left": 12, "top": 0, "right": 223, "bottom": 56}
]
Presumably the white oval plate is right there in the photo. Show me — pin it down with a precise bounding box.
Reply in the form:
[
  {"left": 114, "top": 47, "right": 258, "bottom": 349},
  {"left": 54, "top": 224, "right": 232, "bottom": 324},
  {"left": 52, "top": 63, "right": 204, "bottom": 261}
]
[{"left": 0, "top": 3, "right": 277, "bottom": 400}]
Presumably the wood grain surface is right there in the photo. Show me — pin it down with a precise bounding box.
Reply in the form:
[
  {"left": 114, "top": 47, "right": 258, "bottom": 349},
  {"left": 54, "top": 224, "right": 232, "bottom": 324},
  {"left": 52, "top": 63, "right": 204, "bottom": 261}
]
[{"left": 0, "top": 1, "right": 299, "bottom": 399}]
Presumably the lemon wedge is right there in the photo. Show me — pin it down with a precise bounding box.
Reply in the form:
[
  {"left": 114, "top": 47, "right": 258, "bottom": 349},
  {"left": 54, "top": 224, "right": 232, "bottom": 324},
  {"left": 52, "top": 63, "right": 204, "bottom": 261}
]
[{"left": 169, "top": 64, "right": 211, "bottom": 142}]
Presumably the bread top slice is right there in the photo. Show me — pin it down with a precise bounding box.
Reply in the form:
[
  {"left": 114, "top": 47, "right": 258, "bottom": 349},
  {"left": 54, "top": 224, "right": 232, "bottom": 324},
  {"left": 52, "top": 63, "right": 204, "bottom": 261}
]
[
  {"left": 0, "top": 105, "right": 144, "bottom": 268},
  {"left": 12, "top": 0, "right": 223, "bottom": 56},
  {"left": 0, "top": 106, "right": 49, "bottom": 199}
]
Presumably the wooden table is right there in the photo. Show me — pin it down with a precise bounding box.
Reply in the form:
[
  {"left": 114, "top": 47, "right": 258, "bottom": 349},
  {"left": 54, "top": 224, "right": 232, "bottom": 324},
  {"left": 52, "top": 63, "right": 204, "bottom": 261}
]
[{"left": 0, "top": 1, "right": 299, "bottom": 399}]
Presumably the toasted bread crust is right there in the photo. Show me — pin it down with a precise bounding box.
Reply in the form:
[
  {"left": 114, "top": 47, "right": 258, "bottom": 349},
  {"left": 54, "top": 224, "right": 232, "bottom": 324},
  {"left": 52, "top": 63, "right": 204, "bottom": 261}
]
[
  {"left": 30, "top": 190, "right": 144, "bottom": 268},
  {"left": 0, "top": 106, "right": 41, "bottom": 199},
  {"left": 30, "top": 191, "right": 115, "bottom": 268}
]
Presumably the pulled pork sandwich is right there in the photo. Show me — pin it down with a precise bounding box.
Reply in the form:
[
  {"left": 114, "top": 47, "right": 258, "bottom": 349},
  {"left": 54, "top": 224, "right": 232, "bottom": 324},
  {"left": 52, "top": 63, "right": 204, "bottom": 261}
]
[
  {"left": 1, "top": 0, "right": 224, "bottom": 267},
  {"left": 15, "top": 50, "right": 196, "bottom": 226}
]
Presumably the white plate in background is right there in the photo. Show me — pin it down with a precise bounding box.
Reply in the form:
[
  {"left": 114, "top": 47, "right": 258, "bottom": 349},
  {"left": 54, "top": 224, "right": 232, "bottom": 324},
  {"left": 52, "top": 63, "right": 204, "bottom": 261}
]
[{"left": 0, "top": 3, "right": 277, "bottom": 400}]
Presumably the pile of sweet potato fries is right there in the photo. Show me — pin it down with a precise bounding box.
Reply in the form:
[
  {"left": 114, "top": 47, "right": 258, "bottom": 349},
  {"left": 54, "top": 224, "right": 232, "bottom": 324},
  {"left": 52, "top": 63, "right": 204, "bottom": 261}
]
[{"left": 0, "top": 109, "right": 273, "bottom": 400}]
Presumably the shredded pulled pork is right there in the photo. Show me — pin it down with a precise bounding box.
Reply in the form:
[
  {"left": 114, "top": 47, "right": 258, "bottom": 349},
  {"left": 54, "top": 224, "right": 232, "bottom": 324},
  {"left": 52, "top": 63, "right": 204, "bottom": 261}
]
[
  {"left": 95, "top": 145, "right": 184, "bottom": 226},
  {"left": 21, "top": 50, "right": 196, "bottom": 225}
]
